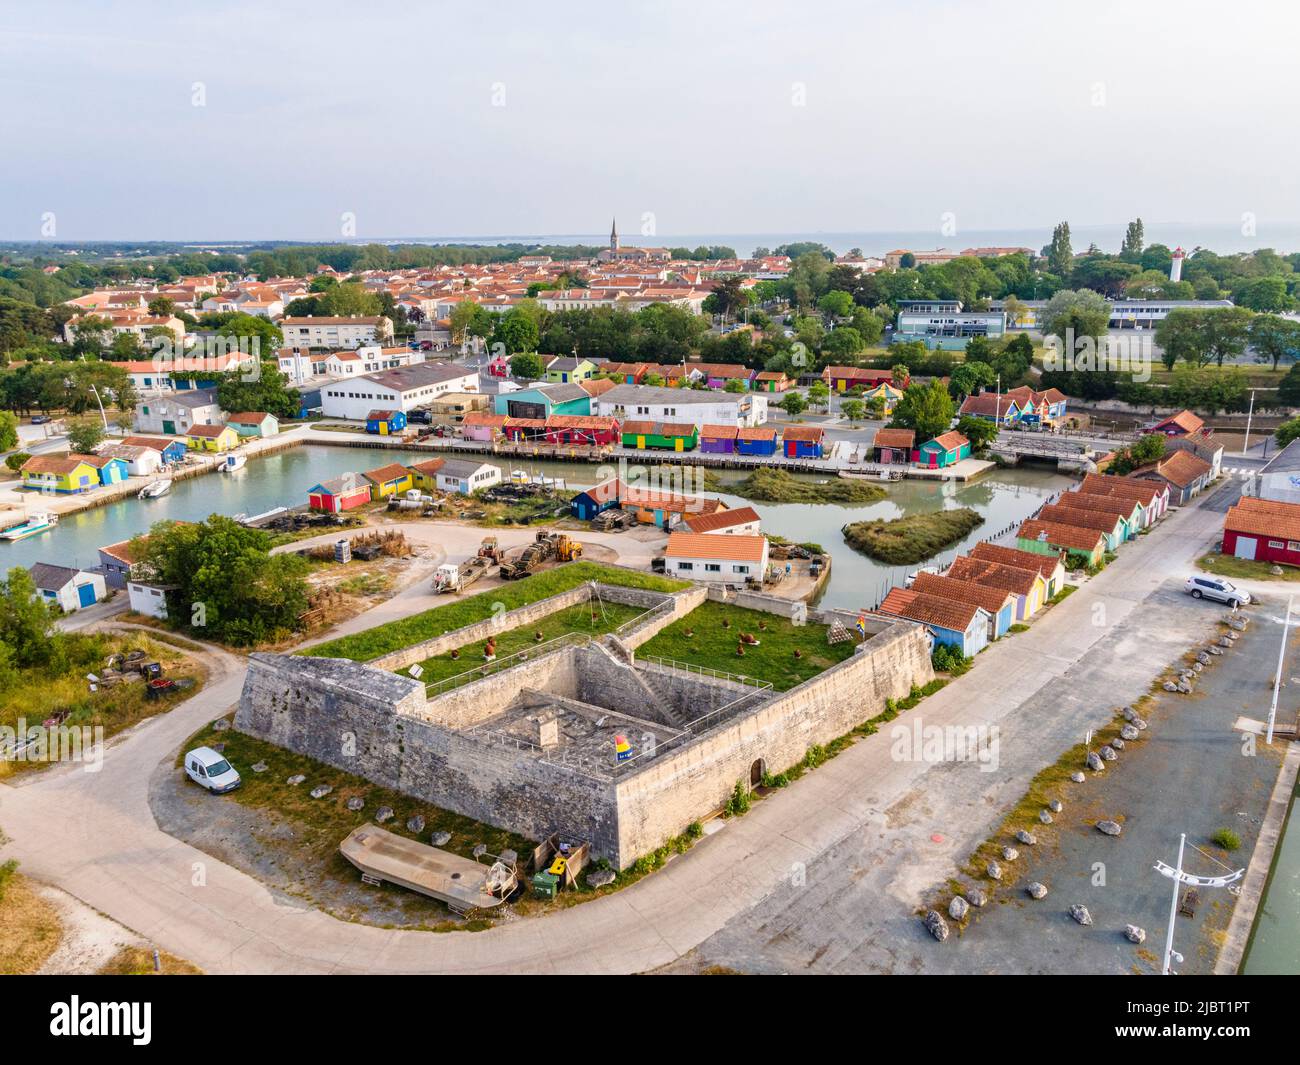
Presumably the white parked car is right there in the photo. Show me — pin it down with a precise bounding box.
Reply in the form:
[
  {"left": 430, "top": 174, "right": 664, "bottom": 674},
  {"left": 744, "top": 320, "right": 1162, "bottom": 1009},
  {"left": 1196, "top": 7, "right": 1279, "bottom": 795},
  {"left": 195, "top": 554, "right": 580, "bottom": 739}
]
[
  {"left": 1185, "top": 575, "right": 1251, "bottom": 608},
  {"left": 184, "top": 746, "right": 242, "bottom": 794}
]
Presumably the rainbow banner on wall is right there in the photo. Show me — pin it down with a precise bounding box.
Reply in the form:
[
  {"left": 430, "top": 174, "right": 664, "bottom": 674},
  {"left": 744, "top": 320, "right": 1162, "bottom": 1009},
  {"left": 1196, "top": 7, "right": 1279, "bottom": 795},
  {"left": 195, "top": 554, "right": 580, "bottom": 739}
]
[{"left": 614, "top": 734, "right": 632, "bottom": 761}]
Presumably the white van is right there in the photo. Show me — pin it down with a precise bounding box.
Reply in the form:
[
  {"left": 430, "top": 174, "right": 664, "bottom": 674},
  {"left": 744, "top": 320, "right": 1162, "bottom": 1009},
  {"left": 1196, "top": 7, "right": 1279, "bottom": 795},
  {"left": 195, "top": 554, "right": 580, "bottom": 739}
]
[{"left": 184, "top": 746, "right": 242, "bottom": 794}]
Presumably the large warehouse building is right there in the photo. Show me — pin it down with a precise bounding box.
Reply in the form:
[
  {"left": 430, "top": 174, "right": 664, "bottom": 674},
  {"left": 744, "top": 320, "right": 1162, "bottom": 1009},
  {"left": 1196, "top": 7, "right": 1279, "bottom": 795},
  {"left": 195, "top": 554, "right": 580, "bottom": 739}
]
[{"left": 319, "top": 362, "right": 480, "bottom": 421}]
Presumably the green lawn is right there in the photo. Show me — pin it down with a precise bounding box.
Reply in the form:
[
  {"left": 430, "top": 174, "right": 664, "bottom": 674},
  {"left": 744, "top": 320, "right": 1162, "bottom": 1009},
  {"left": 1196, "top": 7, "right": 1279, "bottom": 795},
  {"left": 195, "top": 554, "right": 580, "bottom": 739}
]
[
  {"left": 397, "top": 601, "right": 645, "bottom": 683},
  {"left": 635, "top": 601, "right": 856, "bottom": 691},
  {"left": 304, "top": 562, "right": 687, "bottom": 662},
  {"left": 1198, "top": 552, "right": 1300, "bottom": 583}
]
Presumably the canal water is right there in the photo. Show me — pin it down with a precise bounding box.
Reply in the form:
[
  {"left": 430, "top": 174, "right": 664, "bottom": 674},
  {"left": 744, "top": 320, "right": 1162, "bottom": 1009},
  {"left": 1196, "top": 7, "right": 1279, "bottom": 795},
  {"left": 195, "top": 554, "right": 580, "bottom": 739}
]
[
  {"left": 1242, "top": 785, "right": 1300, "bottom": 974},
  {"left": 1, "top": 443, "right": 1073, "bottom": 613}
]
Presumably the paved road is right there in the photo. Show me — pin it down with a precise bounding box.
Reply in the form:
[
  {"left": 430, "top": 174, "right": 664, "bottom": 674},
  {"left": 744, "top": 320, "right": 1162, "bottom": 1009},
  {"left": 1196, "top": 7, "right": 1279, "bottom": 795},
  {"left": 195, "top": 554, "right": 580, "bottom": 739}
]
[{"left": 0, "top": 485, "right": 1257, "bottom": 973}]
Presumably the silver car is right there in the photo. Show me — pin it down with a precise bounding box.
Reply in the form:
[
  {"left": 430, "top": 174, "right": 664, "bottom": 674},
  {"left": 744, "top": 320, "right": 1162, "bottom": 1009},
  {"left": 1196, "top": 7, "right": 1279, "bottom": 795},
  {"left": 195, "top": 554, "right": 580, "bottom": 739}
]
[{"left": 1185, "top": 575, "right": 1251, "bottom": 608}]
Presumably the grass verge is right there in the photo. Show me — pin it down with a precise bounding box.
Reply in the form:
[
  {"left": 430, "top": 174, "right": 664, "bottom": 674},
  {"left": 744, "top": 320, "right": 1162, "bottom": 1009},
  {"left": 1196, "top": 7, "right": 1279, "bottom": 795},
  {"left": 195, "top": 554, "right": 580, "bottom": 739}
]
[
  {"left": 1198, "top": 552, "right": 1300, "bottom": 583},
  {"left": 0, "top": 863, "right": 62, "bottom": 975},
  {"left": 303, "top": 561, "right": 687, "bottom": 662}
]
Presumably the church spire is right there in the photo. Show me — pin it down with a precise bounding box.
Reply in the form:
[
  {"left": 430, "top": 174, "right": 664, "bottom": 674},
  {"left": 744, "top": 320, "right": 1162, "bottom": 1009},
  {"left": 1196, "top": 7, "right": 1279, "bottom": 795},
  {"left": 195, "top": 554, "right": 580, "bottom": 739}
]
[{"left": 610, "top": 217, "right": 619, "bottom": 255}]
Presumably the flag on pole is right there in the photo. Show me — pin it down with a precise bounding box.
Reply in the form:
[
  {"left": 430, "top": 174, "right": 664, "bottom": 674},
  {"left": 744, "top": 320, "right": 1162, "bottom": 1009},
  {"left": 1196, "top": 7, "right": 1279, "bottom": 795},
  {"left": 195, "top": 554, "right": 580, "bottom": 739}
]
[
  {"left": 855, "top": 614, "right": 867, "bottom": 637},
  {"left": 615, "top": 734, "right": 632, "bottom": 761}
]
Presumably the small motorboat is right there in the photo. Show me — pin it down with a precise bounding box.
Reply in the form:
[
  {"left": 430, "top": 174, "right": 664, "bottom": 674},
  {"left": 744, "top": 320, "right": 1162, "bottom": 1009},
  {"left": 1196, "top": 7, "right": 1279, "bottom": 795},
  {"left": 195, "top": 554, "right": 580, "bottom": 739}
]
[
  {"left": 138, "top": 478, "right": 172, "bottom": 499},
  {"left": 1, "top": 512, "right": 58, "bottom": 541},
  {"left": 220, "top": 453, "right": 247, "bottom": 473}
]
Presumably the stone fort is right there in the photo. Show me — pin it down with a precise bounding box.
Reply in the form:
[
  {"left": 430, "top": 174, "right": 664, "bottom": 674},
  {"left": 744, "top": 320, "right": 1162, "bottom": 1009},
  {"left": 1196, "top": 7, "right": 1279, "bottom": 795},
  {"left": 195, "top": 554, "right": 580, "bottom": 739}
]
[{"left": 236, "top": 578, "right": 933, "bottom": 869}]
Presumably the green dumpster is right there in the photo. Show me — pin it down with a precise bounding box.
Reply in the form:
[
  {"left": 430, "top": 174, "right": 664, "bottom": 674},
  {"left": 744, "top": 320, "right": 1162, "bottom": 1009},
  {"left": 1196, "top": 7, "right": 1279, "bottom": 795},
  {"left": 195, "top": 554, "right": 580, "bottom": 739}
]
[{"left": 531, "top": 871, "right": 559, "bottom": 899}]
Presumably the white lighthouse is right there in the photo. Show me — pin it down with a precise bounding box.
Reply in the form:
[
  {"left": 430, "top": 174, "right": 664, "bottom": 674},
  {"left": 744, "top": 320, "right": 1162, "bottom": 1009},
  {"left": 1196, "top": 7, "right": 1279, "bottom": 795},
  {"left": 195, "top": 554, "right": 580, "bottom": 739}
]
[{"left": 1170, "top": 246, "right": 1185, "bottom": 283}]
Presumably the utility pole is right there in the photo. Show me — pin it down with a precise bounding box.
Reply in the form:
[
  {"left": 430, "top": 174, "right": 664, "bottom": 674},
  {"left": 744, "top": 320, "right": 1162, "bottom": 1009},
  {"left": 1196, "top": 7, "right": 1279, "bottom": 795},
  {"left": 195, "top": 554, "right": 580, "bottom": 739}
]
[
  {"left": 1242, "top": 388, "right": 1256, "bottom": 457},
  {"left": 1154, "top": 834, "right": 1244, "bottom": 975},
  {"left": 1267, "top": 595, "right": 1293, "bottom": 745}
]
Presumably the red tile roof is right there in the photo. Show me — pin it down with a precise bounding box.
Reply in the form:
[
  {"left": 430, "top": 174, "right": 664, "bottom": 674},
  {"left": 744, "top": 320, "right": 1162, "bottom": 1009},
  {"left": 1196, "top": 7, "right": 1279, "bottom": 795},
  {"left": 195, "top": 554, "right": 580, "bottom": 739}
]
[
  {"left": 665, "top": 532, "right": 767, "bottom": 562},
  {"left": 1018, "top": 519, "right": 1105, "bottom": 553},
  {"left": 683, "top": 506, "right": 760, "bottom": 533},
  {"left": 879, "top": 587, "right": 982, "bottom": 632}
]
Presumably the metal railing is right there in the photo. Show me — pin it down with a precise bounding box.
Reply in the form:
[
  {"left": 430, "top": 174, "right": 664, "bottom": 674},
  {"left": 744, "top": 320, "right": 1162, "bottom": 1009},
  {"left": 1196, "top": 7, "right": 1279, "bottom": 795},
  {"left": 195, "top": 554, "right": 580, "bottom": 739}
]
[
  {"left": 423, "top": 631, "right": 593, "bottom": 696},
  {"left": 635, "top": 654, "right": 772, "bottom": 691}
]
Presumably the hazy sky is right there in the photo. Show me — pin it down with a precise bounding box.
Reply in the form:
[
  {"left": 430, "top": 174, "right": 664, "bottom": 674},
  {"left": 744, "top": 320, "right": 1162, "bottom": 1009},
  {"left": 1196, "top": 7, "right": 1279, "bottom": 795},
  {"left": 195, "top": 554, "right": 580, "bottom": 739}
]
[{"left": 3, "top": 0, "right": 1298, "bottom": 243}]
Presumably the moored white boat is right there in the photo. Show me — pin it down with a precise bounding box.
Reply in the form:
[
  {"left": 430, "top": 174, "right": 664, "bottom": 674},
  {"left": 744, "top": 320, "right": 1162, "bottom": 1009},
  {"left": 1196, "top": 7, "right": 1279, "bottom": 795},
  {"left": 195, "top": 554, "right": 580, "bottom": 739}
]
[
  {"left": 1, "top": 512, "right": 58, "bottom": 541},
  {"left": 138, "top": 478, "right": 172, "bottom": 499},
  {"left": 221, "top": 453, "right": 247, "bottom": 472}
]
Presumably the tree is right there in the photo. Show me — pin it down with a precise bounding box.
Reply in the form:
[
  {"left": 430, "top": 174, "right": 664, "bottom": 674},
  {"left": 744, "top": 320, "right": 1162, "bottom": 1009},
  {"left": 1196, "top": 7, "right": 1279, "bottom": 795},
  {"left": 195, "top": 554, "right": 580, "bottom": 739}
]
[
  {"left": 509, "top": 352, "right": 544, "bottom": 380},
  {"left": 1108, "top": 433, "right": 1167, "bottom": 475},
  {"left": 1046, "top": 221, "right": 1074, "bottom": 278},
  {"left": 493, "top": 309, "right": 540, "bottom": 354},
  {"left": 821, "top": 327, "right": 863, "bottom": 359},
  {"left": 1120, "top": 218, "right": 1145, "bottom": 258},
  {"left": 1278, "top": 363, "right": 1300, "bottom": 407},
  {"left": 723, "top": 378, "right": 746, "bottom": 393},
  {"left": 780, "top": 391, "right": 807, "bottom": 417},
  {"left": 216, "top": 361, "right": 301, "bottom": 420},
  {"left": 1038, "top": 289, "right": 1112, "bottom": 356},
  {"left": 707, "top": 278, "right": 750, "bottom": 322},
  {"left": 0, "top": 410, "right": 17, "bottom": 451},
  {"left": 1235, "top": 276, "right": 1291, "bottom": 313},
  {"left": 1248, "top": 315, "right": 1300, "bottom": 370},
  {"left": 1276, "top": 418, "right": 1300, "bottom": 448},
  {"left": 0, "top": 566, "right": 59, "bottom": 668},
  {"left": 956, "top": 415, "right": 998, "bottom": 452},
  {"left": 315, "top": 283, "right": 381, "bottom": 318},
  {"left": 147, "top": 296, "right": 176, "bottom": 317},
  {"left": 841, "top": 398, "right": 865, "bottom": 423},
  {"left": 807, "top": 380, "right": 830, "bottom": 409},
  {"left": 133, "top": 515, "right": 309, "bottom": 646},
  {"left": 890, "top": 379, "right": 955, "bottom": 442},
  {"left": 817, "top": 290, "right": 855, "bottom": 319},
  {"left": 66, "top": 415, "right": 106, "bottom": 454},
  {"left": 948, "top": 361, "right": 995, "bottom": 399}
]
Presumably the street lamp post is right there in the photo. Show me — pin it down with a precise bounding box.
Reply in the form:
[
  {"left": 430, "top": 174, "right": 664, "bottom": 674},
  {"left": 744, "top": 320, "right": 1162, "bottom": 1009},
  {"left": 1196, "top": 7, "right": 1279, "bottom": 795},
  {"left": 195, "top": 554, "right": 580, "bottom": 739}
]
[
  {"left": 1154, "top": 833, "right": 1244, "bottom": 975},
  {"left": 1266, "top": 595, "right": 1293, "bottom": 745}
]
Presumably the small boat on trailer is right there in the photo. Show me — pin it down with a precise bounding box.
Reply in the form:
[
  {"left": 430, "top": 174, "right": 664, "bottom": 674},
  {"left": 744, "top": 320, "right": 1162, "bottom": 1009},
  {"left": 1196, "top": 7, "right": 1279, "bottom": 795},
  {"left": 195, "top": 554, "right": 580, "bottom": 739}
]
[{"left": 339, "top": 825, "right": 517, "bottom": 914}]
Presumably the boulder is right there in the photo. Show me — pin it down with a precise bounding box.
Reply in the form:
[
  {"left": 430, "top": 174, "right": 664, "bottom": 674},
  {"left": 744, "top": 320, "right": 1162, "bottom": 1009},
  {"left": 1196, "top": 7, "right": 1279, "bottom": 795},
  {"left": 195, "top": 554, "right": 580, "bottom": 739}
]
[
  {"left": 1002, "top": 846, "right": 1019, "bottom": 862},
  {"left": 1026, "top": 882, "right": 1048, "bottom": 900},
  {"left": 1120, "top": 724, "right": 1140, "bottom": 741},
  {"left": 251, "top": 762, "right": 268, "bottom": 773},
  {"left": 1207, "top": 647, "right": 1223, "bottom": 657},
  {"left": 1121, "top": 706, "right": 1139, "bottom": 722},
  {"left": 212, "top": 719, "right": 231, "bottom": 731},
  {"left": 374, "top": 806, "right": 394, "bottom": 823},
  {"left": 1124, "top": 924, "right": 1147, "bottom": 944},
  {"left": 1069, "top": 904, "right": 1093, "bottom": 926},
  {"left": 1096, "top": 820, "right": 1122, "bottom": 837},
  {"left": 986, "top": 860, "right": 1002, "bottom": 881},
  {"left": 1015, "top": 830, "right": 1037, "bottom": 846},
  {"left": 1039, "top": 810, "right": 1054, "bottom": 825},
  {"left": 1049, "top": 800, "right": 1064, "bottom": 813},
  {"left": 1111, "top": 737, "right": 1125, "bottom": 750},
  {"left": 345, "top": 796, "right": 365, "bottom": 811},
  {"left": 1228, "top": 618, "right": 1247, "bottom": 632},
  {"left": 286, "top": 774, "right": 306, "bottom": 786},
  {"left": 1099, "top": 745, "right": 1118, "bottom": 761},
  {"left": 923, "top": 910, "right": 950, "bottom": 942},
  {"left": 1197, "top": 651, "right": 1211, "bottom": 664},
  {"left": 586, "top": 868, "right": 616, "bottom": 889},
  {"left": 472, "top": 843, "right": 487, "bottom": 858},
  {"left": 1218, "top": 636, "right": 1233, "bottom": 648},
  {"left": 429, "top": 831, "right": 452, "bottom": 846},
  {"left": 1087, "top": 751, "right": 1106, "bottom": 771},
  {"left": 1070, "top": 771, "right": 1086, "bottom": 783},
  {"left": 406, "top": 815, "right": 426, "bottom": 833},
  {"left": 1163, "top": 681, "right": 1178, "bottom": 692},
  {"left": 1176, "top": 682, "right": 1192, "bottom": 694},
  {"left": 309, "top": 784, "right": 332, "bottom": 799},
  {"left": 966, "top": 887, "right": 988, "bottom": 908},
  {"left": 949, "top": 896, "right": 970, "bottom": 921},
  {"left": 1271, "top": 565, "right": 1284, "bottom": 576}
]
